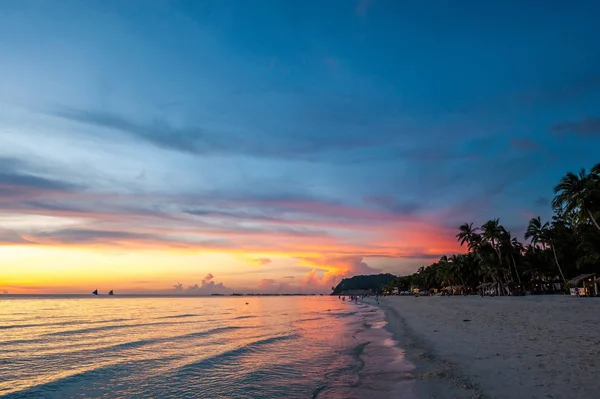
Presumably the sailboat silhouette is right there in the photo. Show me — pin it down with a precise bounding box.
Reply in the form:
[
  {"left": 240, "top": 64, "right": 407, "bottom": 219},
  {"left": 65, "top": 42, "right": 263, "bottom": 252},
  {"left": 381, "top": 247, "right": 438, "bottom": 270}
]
[
  {"left": 92, "top": 289, "right": 98, "bottom": 295},
  {"left": 108, "top": 290, "right": 114, "bottom": 296}
]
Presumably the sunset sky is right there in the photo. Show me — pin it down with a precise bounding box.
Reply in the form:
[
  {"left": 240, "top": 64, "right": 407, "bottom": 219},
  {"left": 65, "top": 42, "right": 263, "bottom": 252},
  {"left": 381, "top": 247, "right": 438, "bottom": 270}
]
[{"left": 1, "top": 0, "right": 599, "bottom": 294}]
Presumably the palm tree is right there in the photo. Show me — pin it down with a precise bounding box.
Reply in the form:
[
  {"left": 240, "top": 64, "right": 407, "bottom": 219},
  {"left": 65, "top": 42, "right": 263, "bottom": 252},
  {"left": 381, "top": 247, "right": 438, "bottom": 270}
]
[
  {"left": 448, "top": 254, "right": 467, "bottom": 290},
  {"left": 553, "top": 169, "right": 600, "bottom": 231},
  {"left": 525, "top": 217, "right": 566, "bottom": 282},
  {"left": 510, "top": 237, "right": 524, "bottom": 283},
  {"left": 576, "top": 224, "right": 600, "bottom": 269},
  {"left": 525, "top": 216, "right": 547, "bottom": 249},
  {"left": 500, "top": 229, "right": 522, "bottom": 283},
  {"left": 481, "top": 219, "right": 504, "bottom": 266},
  {"left": 456, "top": 223, "right": 478, "bottom": 249}
]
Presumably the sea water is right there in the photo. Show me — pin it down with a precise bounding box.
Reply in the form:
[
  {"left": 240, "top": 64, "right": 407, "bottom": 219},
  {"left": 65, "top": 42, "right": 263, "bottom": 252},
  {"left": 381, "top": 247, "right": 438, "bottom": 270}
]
[{"left": 0, "top": 296, "right": 416, "bottom": 398}]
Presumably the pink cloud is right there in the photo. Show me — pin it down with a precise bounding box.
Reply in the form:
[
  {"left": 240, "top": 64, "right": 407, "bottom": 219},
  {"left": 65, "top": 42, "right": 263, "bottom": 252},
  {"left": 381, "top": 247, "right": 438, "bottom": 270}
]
[
  {"left": 296, "top": 256, "right": 380, "bottom": 292},
  {"left": 172, "top": 273, "right": 228, "bottom": 295},
  {"left": 257, "top": 278, "right": 294, "bottom": 294}
]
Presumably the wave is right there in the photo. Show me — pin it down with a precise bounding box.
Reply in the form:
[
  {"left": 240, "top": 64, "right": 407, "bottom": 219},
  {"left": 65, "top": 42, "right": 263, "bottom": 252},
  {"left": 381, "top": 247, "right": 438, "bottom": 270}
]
[
  {"left": 0, "top": 318, "right": 132, "bottom": 330},
  {"left": 0, "top": 323, "right": 48, "bottom": 330},
  {"left": 166, "top": 333, "right": 298, "bottom": 374},
  {"left": 182, "top": 326, "right": 247, "bottom": 339},
  {"left": 13, "top": 326, "right": 252, "bottom": 359},
  {"left": 232, "top": 315, "right": 256, "bottom": 320},
  {"left": 331, "top": 311, "right": 358, "bottom": 318},
  {"left": 43, "top": 320, "right": 197, "bottom": 337},
  {"left": 2, "top": 360, "right": 146, "bottom": 398},
  {"left": 156, "top": 314, "right": 197, "bottom": 319},
  {"left": 293, "top": 317, "right": 324, "bottom": 323}
]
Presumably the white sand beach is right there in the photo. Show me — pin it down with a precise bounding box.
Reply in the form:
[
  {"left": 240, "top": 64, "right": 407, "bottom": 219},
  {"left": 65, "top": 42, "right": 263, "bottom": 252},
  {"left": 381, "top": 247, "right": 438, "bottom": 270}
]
[{"left": 378, "top": 295, "right": 600, "bottom": 399}]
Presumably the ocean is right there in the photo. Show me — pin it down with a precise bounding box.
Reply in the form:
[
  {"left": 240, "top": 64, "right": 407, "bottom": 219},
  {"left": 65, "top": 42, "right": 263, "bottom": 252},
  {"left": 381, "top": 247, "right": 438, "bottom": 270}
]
[{"left": 0, "top": 296, "right": 416, "bottom": 398}]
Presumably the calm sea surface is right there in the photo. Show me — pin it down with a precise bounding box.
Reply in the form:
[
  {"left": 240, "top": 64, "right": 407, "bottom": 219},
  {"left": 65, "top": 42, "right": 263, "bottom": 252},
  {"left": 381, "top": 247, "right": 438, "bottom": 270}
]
[{"left": 0, "top": 296, "right": 416, "bottom": 398}]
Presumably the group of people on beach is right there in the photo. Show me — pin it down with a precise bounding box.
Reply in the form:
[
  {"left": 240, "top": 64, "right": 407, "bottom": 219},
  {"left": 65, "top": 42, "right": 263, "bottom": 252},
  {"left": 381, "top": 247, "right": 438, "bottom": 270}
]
[{"left": 338, "top": 294, "right": 379, "bottom": 304}]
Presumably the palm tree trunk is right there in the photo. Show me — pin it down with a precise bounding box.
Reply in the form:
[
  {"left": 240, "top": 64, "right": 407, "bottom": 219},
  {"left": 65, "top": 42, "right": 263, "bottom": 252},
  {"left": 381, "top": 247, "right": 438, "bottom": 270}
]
[
  {"left": 494, "top": 246, "right": 503, "bottom": 265},
  {"left": 587, "top": 209, "right": 600, "bottom": 231},
  {"left": 505, "top": 255, "right": 516, "bottom": 282},
  {"left": 511, "top": 253, "right": 521, "bottom": 283},
  {"left": 551, "top": 244, "right": 566, "bottom": 282}
]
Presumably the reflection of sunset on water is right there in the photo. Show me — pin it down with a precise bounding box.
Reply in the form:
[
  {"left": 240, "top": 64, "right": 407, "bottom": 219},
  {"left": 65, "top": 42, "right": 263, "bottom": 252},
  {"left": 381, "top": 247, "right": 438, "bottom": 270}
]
[{"left": 0, "top": 296, "right": 416, "bottom": 397}]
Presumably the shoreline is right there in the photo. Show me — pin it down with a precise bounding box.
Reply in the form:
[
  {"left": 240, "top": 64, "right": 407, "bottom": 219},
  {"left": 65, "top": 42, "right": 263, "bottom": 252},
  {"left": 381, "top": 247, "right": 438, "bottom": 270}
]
[
  {"left": 371, "top": 296, "right": 600, "bottom": 399},
  {"left": 375, "top": 298, "right": 484, "bottom": 399}
]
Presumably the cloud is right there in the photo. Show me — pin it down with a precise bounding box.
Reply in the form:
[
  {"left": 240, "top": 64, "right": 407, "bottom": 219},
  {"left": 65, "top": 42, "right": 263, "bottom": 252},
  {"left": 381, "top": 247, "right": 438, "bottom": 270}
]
[
  {"left": 0, "top": 157, "right": 79, "bottom": 201},
  {"left": 257, "top": 278, "right": 294, "bottom": 294},
  {"left": 249, "top": 257, "right": 383, "bottom": 294},
  {"left": 510, "top": 137, "right": 541, "bottom": 151},
  {"left": 28, "top": 228, "right": 232, "bottom": 249},
  {"left": 0, "top": 171, "right": 76, "bottom": 192},
  {"left": 363, "top": 195, "right": 423, "bottom": 215},
  {"left": 247, "top": 257, "right": 271, "bottom": 266},
  {"left": 172, "top": 274, "right": 229, "bottom": 295},
  {"left": 47, "top": 106, "right": 388, "bottom": 161},
  {"left": 550, "top": 118, "right": 600, "bottom": 137},
  {"left": 0, "top": 161, "right": 469, "bottom": 264},
  {"left": 0, "top": 228, "right": 33, "bottom": 245},
  {"left": 519, "top": 73, "right": 600, "bottom": 107},
  {"left": 32, "top": 229, "right": 157, "bottom": 244},
  {"left": 296, "top": 256, "right": 380, "bottom": 292}
]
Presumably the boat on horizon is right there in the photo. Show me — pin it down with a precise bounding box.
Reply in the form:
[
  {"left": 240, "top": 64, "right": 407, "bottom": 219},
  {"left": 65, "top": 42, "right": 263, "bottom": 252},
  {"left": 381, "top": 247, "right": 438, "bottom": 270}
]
[
  {"left": 92, "top": 289, "right": 98, "bottom": 295},
  {"left": 108, "top": 290, "right": 114, "bottom": 296}
]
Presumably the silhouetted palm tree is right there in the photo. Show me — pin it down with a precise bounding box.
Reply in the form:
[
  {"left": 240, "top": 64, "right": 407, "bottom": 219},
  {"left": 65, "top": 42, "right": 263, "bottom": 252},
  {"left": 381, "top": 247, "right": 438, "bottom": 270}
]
[
  {"left": 525, "top": 217, "right": 565, "bottom": 282},
  {"left": 553, "top": 169, "right": 600, "bottom": 231},
  {"left": 481, "top": 219, "right": 504, "bottom": 266},
  {"left": 456, "top": 223, "right": 478, "bottom": 250},
  {"left": 500, "top": 229, "right": 522, "bottom": 283}
]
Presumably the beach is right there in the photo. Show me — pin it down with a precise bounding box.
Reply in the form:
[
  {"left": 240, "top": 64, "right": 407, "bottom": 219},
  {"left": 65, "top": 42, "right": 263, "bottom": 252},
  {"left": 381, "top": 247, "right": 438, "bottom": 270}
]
[{"left": 377, "top": 295, "right": 600, "bottom": 399}]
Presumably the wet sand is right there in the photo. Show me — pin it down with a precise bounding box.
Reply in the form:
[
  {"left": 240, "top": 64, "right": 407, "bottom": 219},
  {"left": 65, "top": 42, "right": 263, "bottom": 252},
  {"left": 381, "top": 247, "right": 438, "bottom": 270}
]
[{"left": 376, "top": 295, "right": 600, "bottom": 399}]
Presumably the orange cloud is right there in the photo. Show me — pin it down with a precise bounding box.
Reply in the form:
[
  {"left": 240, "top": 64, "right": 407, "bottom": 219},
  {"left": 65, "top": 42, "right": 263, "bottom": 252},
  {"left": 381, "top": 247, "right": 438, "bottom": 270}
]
[
  {"left": 1, "top": 185, "right": 473, "bottom": 293},
  {"left": 247, "top": 257, "right": 272, "bottom": 266}
]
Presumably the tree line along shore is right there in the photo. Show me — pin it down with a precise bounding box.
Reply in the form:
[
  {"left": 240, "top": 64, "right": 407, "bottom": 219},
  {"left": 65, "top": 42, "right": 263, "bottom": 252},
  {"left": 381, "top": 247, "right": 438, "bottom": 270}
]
[{"left": 333, "top": 162, "right": 600, "bottom": 297}]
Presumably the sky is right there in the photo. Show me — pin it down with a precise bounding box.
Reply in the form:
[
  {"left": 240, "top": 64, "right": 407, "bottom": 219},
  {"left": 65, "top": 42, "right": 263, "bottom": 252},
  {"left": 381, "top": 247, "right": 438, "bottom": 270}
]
[{"left": 1, "top": 0, "right": 599, "bottom": 294}]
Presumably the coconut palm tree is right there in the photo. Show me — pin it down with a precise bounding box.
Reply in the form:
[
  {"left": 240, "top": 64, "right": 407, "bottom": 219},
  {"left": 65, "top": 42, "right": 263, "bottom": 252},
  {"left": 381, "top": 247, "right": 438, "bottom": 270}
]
[
  {"left": 456, "top": 223, "right": 478, "bottom": 249},
  {"left": 525, "top": 216, "right": 547, "bottom": 249},
  {"left": 525, "top": 216, "right": 566, "bottom": 282},
  {"left": 553, "top": 168, "right": 600, "bottom": 231},
  {"left": 448, "top": 254, "right": 467, "bottom": 290},
  {"left": 481, "top": 219, "right": 504, "bottom": 266},
  {"left": 500, "top": 229, "right": 522, "bottom": 283}
]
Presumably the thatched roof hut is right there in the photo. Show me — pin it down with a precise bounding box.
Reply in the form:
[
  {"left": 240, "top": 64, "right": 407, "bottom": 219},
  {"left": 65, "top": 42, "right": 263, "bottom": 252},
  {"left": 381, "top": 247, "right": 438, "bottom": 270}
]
[{"left": 566, "top": 274, "right": 596, "bottom": 287}]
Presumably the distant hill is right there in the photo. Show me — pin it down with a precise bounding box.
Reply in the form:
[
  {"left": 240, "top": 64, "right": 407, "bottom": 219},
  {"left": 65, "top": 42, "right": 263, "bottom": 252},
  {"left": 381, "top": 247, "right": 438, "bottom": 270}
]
[{"left": 331, "top": 273, "right": 397, "bottom": 295}]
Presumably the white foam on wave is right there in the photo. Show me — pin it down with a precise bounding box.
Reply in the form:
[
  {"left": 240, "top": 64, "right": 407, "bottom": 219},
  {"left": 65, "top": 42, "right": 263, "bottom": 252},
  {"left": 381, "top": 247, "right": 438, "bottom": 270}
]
[{"left": 321, "top": 302, "right": 419, "bottom": 399}]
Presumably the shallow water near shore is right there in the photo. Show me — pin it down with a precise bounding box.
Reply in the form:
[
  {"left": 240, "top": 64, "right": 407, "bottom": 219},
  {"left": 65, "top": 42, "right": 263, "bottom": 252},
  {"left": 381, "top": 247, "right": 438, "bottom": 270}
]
[{"left": 0, "top": 296, "right": 416, "bottom": 398}]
